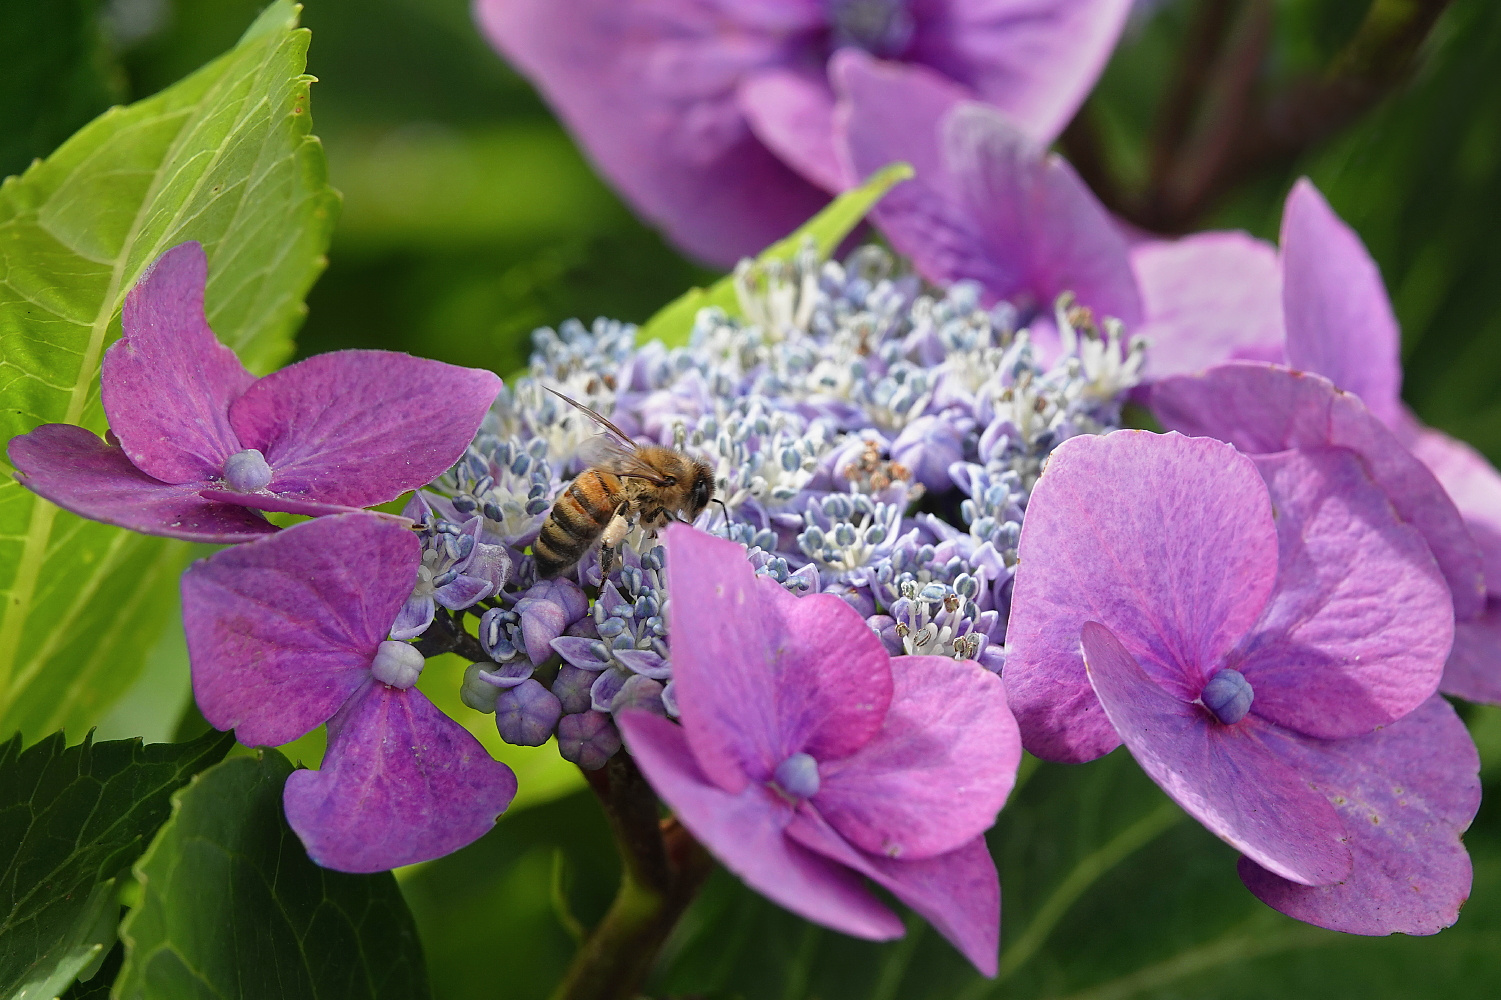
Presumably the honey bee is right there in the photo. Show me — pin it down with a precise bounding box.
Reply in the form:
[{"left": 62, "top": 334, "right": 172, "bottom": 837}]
[{"left": 534, "top": 387, "right": 718, "bottom": 579}]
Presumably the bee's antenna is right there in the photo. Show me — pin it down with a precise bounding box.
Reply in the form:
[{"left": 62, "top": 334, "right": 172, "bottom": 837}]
[{"left": 711, "top": 498, "right": 731, "bottom": 536}]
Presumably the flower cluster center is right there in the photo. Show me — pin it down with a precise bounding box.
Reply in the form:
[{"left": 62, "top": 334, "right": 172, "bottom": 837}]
[{"left": 1201, "top": 668, "right": 1253, "bottom": 725}]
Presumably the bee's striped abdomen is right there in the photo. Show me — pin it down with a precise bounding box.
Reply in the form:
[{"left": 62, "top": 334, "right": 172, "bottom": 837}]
[{"left": 535, "top": 470, "right": 622, "bottom": 578}]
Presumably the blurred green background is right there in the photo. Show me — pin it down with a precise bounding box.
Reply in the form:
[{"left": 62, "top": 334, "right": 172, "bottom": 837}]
[{"left": 7, "top": 0, "right": 1501, "bottom": 997}]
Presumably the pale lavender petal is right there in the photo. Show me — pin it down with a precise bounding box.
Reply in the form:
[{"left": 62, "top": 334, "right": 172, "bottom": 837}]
[
  {"left": 1443, "top": 599, "right": 1501, "bottom": 705},
  {"left": 516, "top": 578, "right": 589, "bottom": 665},
  {"left": 908, "top": 0, "right": 1134, "bottom": 143},
  {"left": 815, "top": 656, "right": 1018, "bottom": 860},
  {"left": 619, "top": 710, "right": 904, "bottom": 941},
  {"left": 1232, "top": 448, "right": 1451, "bottom": 738},
  {"left": 1399, "top": 419, "right": 1501, "bottom": 592},
  {"left": 435, "top": 574, "right": 495, "bottom": 611},
  {"left": 755, "top": 576, "right": 895, "bottom": 762},
  {"left": 614, "top": 648, "right": 672, "bottom": 680},
  {"left": 283, "top": 681, "right": 517, "bottom": 873},
  {"left": 228, "top": 350, "right": 501, "bottom": 510},
  {"left": 1240, "top": 695, "right": 1479, "bottom": 934},
  {"left": 1130, "top": 232, "right": 1286, "bottom": 380},
  {"left": 1004, "top": 431, "right": 1278, "bottom": 762},
  {"left": 100, "top": 242, "right": 254, "bottom": 484},
  {"left": 551, "top": 636, "right": 611, "bottom": 671},
  {"left": 1152, "top": 363, "right": 1486, "bottom": 619},
  {"left": 590, "top": 668, "right": 630, "bottom": 713},
  {"left": 390, "top": 594, "right": 436, "bottom": 642},
  {"left": 7, "top": 424, "right": 275, "bottom": 543},
  {"left": 1280, "top": 179, "right": 1402, "bottom": 427},
  {"left": 739, "top": 67, "right": 844, "bottom": 192},
  {"left": 1082, "top": 621, "right": 1352, "bottom": 886},
  {"left": 475, "top": 0, "right": 829, "bottom": 266},
  {"left": 787, "top": 809, "right": 998, "bottom": 977},
  {"left": 182, "top": 512, "right": 419, "bottom": 747}
]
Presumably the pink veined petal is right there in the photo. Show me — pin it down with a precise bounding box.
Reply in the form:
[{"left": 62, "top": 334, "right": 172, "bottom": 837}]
[
  {"left": 227, "top": 350, "right": 501, "bottom": 511},
  {"left": 618, "top": 710, "right": 904, "bottom": 940},
  {"left": 739, "top": 67, "right": 844, "bottom": 192},
  {"left": 100, "top": 242, "right": 255, "bottom": 484},
  {"left": 283, "top": 681, "right": 517, "bottom": 873},
  {"left": 663, "top": 524, "right": 781, "bottom": 790},
  {"left": 1232, "top": 448, "right": 1451, "bottom": 739},
  {"left": 786, "top": 808, "right": 999, "bottom": 977},
  {"left": 907, "top": 0, "right": 1134, "bottom": 144},
  {"left": 1240, "top": 694, "right": 1479, "bottom": 935},
  {"left": 1081, "top": 621, "right": 1353, "bottom": 886},
  {"left": 7, "top": 424, "right": 275, "bottom": 543},
  {"left": 940, "top": 102, "right": 1142, "bottom": 325},
  {"left": 474, "top": 0, "right": 829, "bottom": 267},
  {"left": 814, "top": 656, "right": 1018, "bottom": 860},
  {"left": 1152, "top": 363, "right": 1486, "bottom": 620},
  {"left": 1443, "top": 598, "right": 1501, "bottom": 705},
  {"left": 755, "top": 576, "right": 894, "bottom": 762},
  {"left": 1130, "top": 232, "right": 1287, "bottom": 381},
  {"left": 1280, "top": 179, "right": 1403, "bottom": 428},
  {"left": 196, "top": 488, "right": 363, "bottom": 517},
  {"left": 1004, "top": 431, "right": 1278, "bottom": 762},
  {"left": 1398, "top": 417, "right": 1501, "bottom": 593},
  {"left": 182, "top": 512, "right": 420, "bottom": 747}
]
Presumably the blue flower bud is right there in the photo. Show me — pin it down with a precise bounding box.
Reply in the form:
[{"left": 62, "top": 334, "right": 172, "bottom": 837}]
[
  {"left": 557, "top": 711, "right": 621, "bottom": 770},
  {"left": 371, "top": 640, "right": 423, "bottom": 689},
  {"left": 773, "top": 753, "right": 820, "bottom": 800},
  {"left": 223, "top": 449, "right": 273, "bottom": 492},
  {"left": 1201, "top": 669, "right": 1254, "bottom": 725},
  {"left": 495, "top": 680, "right": 562, "bottom": 746}
]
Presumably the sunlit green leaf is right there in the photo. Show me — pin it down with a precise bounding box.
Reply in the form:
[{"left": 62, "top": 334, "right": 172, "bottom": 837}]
[
  {"left": 0, "top": 728, "right": 232, "bottom": 998},
  {"left": 0, "top": 0, "right": 339, "bottom": 742},
  {"left": 115, "top": 751, "right": 430, "bottom": 1000},
  {"left": 634, "top": 162, "right": 914, "bottom": 350}
]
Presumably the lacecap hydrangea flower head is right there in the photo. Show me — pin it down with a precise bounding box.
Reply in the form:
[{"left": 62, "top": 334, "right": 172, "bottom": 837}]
[{"left": 1005, "top": 429, "right": 1480, "bottom": 934}]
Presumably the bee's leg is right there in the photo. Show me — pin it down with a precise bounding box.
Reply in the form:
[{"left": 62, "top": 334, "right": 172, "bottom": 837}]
[
  {"left": 599, "top": 544, "right": 617, "bottom": 580},
  {"left": 599, "top": 503, "right": 631, "bottom": 579}
]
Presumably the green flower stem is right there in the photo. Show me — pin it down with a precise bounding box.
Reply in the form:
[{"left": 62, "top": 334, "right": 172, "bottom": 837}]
[{"left": 550, "top": 753, "right": 712, "bottom": 1000}]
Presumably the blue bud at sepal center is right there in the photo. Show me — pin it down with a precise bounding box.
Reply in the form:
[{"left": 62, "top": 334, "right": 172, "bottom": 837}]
[
  {"left": 371, "top": 640, "right": 424, "bottom": 689},
  {"left": 1201, "top": 668, "right": 1253, "bottom": 725},
  {"left": 223, "top": 448, "right": 273, "bottom": 491},
  {"left": 773, "top": 752, "right": 821, "bottom": 800}
]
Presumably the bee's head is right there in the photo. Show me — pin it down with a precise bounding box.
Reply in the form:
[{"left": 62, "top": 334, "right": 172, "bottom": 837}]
[{"left": 687, "top": 462, "right": 715, "bottom": 519}]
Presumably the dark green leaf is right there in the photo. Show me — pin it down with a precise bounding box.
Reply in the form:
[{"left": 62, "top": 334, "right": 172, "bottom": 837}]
[
  {"left": 0, "top": 728, "right": 233, "bottom": 998},
  {"left": 0, "top": 0, "right": 339, "bottom": 742},
  {"left": 57, "top": 938, "right": 121, "bottom": 1000},
  {"left": 114, "top": 751, "right": 431, "bottom": 1000},
  {"left": 0, "top": 0, "right": 120, "bottom": 179}
]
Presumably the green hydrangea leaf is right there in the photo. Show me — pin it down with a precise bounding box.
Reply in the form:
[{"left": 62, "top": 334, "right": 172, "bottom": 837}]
[
  {"left": 634, "top": 162, "right": 913, "bottom": 350},
  {"left": 0, "top": 0, "right": 339, "bottom": 741},
  {"left": 114, "top": 751, "right": 431, "bottom": 1000},
  {"left": 0, "top": 728, "right": 233, "bottom": 999}
]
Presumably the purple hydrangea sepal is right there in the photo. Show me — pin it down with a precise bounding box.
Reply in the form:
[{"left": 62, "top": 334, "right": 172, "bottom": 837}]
[
  {"left": 834, "top": 56, "right": 1140, "bottom": 356},
  {"left": 1005, "top": 431, "right": 1474, "bottom": 930},
  {"left": 181, "top": 511, "right": 517, "bottom": 872},
  {"left": 7, "top": 242, "right": 503, "bottom": 543},
  {"left": 474, "top": 0, "right": 1132, "bottom": 266},
  {"left": 618, "top": 524, "right": 1019, "bottom": 975}
]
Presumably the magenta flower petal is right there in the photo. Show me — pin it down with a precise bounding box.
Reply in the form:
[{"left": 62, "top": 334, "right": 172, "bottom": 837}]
[
  {"left": 664, "top": 525, "right": 893, "bottom": 789},
  {"left": 100, "top": 242, "right": 255, "bottom": 484},
  {"left": 1234, "top": 447, "right": 1451, "bottom": 738},
  {"left": 182, "top": 512, "right": 420, "bottom": 747},
  {"left": 1238, "top": 695, "right": 1479, "bottom": 934},
  {"left": 786, "top": 808, "right": 999, "bottom": 977},
  {"left": 7, "top": 424, "right": 275, "bottom": 543},
  {"left": 227, "top": 350, "right": 502, "bottom": 510},
  {"left": 1005, "top": 431, "right": 1278, "bottom": 761},
  {"left": 1130, "top": 232, "right": 1286, "bottom": 380},
  {"left": 1400, "top": 420, "right": 1501, "bottom": 591},
  {"left": 1081, "top": 621, "right": 1352, "bottom": 887},
  {"left": 908, "top": 0, "right": 1134, "bottom": 143},
  {"left": 473, "top": 0, "right": 829, "bottom": 267},
  {"left": 618, "top": 710, "right": 903, "bottom": 940},
  {"left": 831, "top": 47, "right": 966, "bottom": 192},
  {"left": 1152, "top": 363, "right": 1486, "bottom": 619},
  {"left": 740, "top": 67, "right": 844, "bottom": 192},
  {"left": 1280, "top": 179, "right": 1403, "bottom": 428},
  {"left": 283, "top": 680, "right": 517, "bottom": 873},
  {"left": 195, "top": 488, "right": 361, "bottom": 517},
  {"left": 1445, "top": 600, "right": 1501, "bottom": 704},
  {"left": 814, "top": 655, "right": 1018, "bottom": 860}
]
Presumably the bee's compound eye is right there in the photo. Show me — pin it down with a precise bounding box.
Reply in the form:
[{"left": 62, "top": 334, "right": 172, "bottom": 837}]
[{"left": 690, "top": 476, "right": 711, "bottom": 512}]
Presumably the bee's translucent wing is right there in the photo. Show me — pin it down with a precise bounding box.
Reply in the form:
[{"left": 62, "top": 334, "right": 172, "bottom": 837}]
[{"left": 548, "top": 387, "right": 672, "bottom": 486}]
